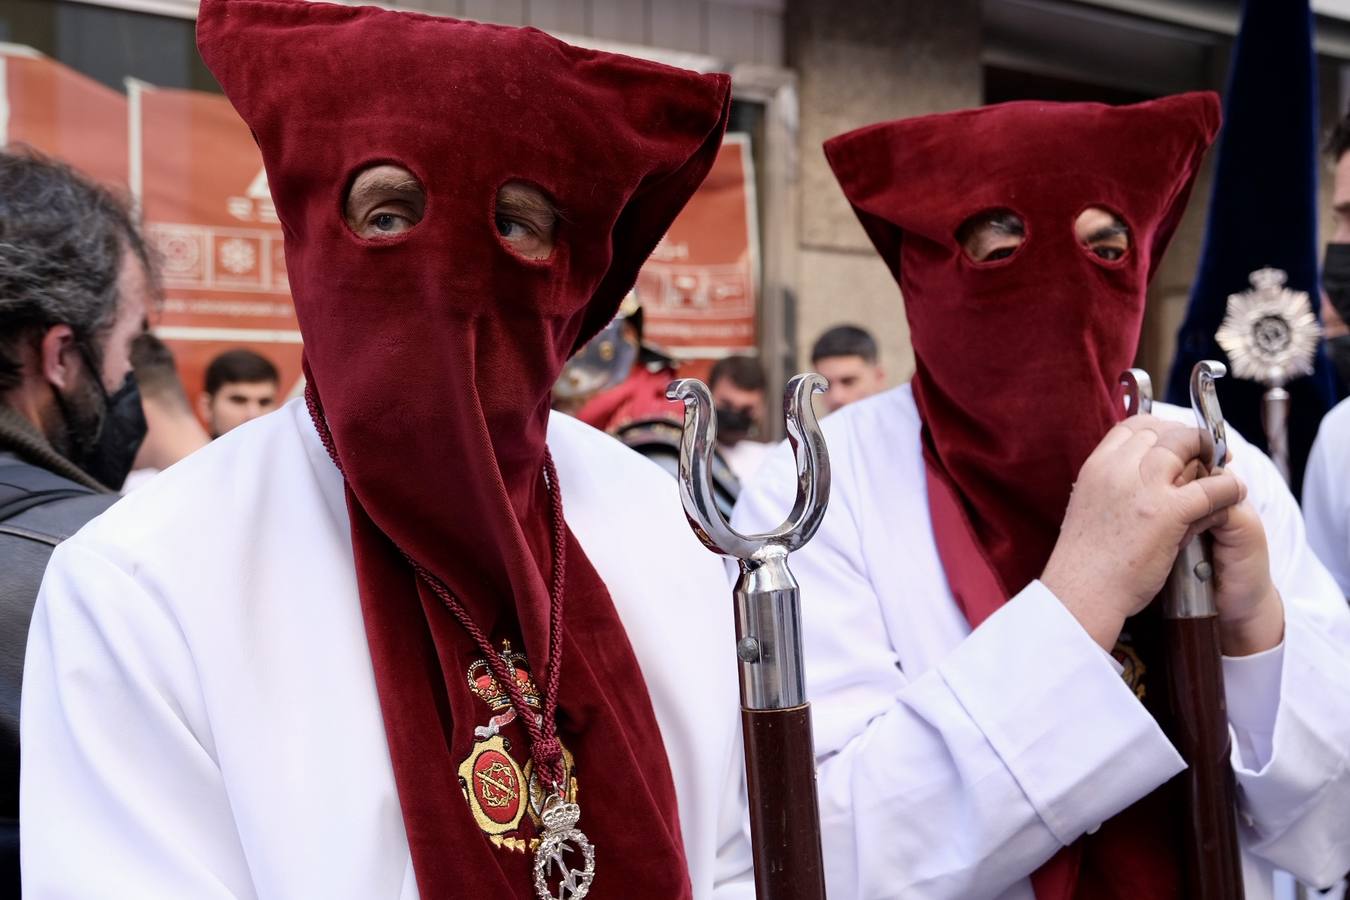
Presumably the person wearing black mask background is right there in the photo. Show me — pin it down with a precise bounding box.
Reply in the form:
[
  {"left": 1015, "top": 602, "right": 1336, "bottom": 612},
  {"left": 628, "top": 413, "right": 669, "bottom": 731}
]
[
  {"left": 1304, "top": 115, "right": 1350, "bottom": 597},
  {"left": 0, "top": 149, "right": 152, "bottom": 893},
  {"left": 707, "top": 354, "right": 772, "bottom": 482},
  {"left": 1320, "top": 111, "right": 1350, "bottom": 392}
]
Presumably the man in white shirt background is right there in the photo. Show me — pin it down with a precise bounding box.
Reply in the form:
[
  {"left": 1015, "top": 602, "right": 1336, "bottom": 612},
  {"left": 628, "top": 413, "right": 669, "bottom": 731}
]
[{"left": 1304, "top": 109, "right": 1350, "bottom": 597}]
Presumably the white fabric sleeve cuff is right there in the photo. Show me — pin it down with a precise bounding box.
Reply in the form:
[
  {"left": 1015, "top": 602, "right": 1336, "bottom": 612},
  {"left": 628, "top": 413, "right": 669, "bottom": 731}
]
[
  {"left": 938, "top": 580, "right": 1184, "bottom": 845},
  {"left": 1223, "top": 640, "right": 1284, "bottom": 744},
  {"left": 1235, "top": 612, "right": 1350, "bottom": 790}
]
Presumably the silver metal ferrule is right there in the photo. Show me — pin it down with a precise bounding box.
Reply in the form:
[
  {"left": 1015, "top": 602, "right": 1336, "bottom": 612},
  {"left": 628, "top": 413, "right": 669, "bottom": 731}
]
[
  {"left": 1162, "top": 360, "right": 1229, "bottom": 620},
  {"left": 733, "top": 545, "right": 807, "bottom": 710},
  {"left": 1164, "top": 536, "right": 1218, "bottom": 619}
]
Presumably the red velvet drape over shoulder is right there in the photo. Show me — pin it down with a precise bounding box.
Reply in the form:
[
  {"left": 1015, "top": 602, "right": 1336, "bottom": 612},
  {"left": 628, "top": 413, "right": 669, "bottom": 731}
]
[
  {"left": 825, "top": 95, "right": 1220, "bottom": 898},
  {"left": 198, "top": 2, "right": 730, "bottom": 896}
]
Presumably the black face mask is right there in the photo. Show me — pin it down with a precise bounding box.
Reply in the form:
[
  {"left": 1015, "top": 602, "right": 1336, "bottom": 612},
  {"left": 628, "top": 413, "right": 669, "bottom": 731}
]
[
  {"left": 715, "top": 404, "right": 755, "bottom": 444},
  {"left": 1324, "top": 243, "right": 1350, "bottom": 324},
  {"left": 1323, "top": 244, "right": 1350, "bottom": 392},
  {"left": 56, "top": 346, "right": 148, "bottom": 490},
  {"left": 1326, "top": 334, "right": 1350, "bottom": 393}
]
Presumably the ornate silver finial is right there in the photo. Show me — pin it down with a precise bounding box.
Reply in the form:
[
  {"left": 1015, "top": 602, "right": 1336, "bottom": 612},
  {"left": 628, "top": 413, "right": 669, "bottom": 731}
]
[
  {"left": 666, "top": 373, "right": 831, "bottom": 562},
  {"left": 533, "top": 794, "right": 594, "bottom": 900},
  {"left": 1215, "top": 267, "right": 1321, "bottom": 389},
  {"left": 540, "top": 797, "right": 581, "bottom": 832}
]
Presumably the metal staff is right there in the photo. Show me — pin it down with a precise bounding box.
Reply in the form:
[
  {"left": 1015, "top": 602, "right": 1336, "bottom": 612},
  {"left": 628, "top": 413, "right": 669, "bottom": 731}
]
[
  {"left": 1123, "top": 362, "right": 1244, "bottom": 900},
  {"left": 667, "top": 373, "right": 830, "bottom": 900},
  {"left": 1215, "top": 267, "right": 1321, "bottom": 484}
]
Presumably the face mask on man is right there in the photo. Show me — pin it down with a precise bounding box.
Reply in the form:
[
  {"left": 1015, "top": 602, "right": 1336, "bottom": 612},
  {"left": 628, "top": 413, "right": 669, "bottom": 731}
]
[
  {"left": 715, "top": 404, "right": 755, "bottom": 444},
  {"left": 54, "top": 344, "right": 148, "bottom": 489},
  {"left": 1322, "top": 243, "right": 1350, "bottom": 390}
]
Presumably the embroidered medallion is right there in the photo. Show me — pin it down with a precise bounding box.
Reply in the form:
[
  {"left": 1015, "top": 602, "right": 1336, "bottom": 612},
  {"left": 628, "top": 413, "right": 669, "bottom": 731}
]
[
  {"left": 460, "top": 640, "right": 580, "bottom": 858},
  {"left": 458, "top": 734, "right": 527, "bottom": 835},
  {"left": 1112, "top": 640, "right": 1147, "bottom": 701},
  {"left": 468, "top": 640, "right": 542, "bottom": 740},
  {"left": 525, "top": 742, "right": 578, "bottom": 825}
]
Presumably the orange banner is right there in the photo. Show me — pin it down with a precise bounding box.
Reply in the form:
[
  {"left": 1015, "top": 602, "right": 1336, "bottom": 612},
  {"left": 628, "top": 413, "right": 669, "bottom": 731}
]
[
  {"left": 0, "top": 45, "right": 127, "bottom": 189},
  {"left": 4, "top": 53, "right": 759, "bottom": 396},
  {"left": 637, "top": 134, "right": 758, "bottom": 357},
  {"left": 133, "top": 82, "right": 303, "bottom": 402}
]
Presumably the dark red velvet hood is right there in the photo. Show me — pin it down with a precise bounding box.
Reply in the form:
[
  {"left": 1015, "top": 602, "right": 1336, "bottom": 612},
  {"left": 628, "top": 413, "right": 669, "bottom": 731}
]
[
  {"left": 198, "top": 1, "right": 730, "bottom": 897},
  {"left": 826, "top": 94, "right": 1221, "bottom": 899},
  {"left": 825, "top": 92, "right": 1220, "bottom": 600}
]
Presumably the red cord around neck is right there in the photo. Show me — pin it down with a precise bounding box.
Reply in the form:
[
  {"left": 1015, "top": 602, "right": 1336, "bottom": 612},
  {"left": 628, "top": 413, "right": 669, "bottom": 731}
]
[{"left": 305, "top": 383, "right": 570, "bottom": 789}]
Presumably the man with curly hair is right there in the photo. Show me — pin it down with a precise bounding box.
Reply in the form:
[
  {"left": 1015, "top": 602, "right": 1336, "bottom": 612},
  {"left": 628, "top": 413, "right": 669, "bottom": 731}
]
[{"left": 0, "top": 148, "right": 153, "bottom": 894}]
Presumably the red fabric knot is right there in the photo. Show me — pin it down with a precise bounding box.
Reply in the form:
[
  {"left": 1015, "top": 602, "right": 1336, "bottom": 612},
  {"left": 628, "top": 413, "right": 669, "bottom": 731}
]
[
  {"left": 536, "top": 736, "right": 564, "bottom": 784},
  {"left": 536, "top": 736, "right": 563, "bottom": 765}
]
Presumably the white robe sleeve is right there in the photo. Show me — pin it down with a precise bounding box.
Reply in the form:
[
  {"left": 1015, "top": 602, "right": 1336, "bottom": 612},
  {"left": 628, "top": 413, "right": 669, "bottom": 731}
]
[
  {"left": 1219, "top": 427, "right": 1350, "bottom": 888},
  {"left": 711, "top": 723, "right": 756, "bottom": 899},
  {"left": 21, "top": 540, "right": 256, "bottom": 899},
  {"left": 732, "top": 446, "right": 1184, "bottom": 900}
]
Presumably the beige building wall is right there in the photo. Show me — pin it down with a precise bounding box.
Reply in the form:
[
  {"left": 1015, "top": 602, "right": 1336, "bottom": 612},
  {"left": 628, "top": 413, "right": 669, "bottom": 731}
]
[
  {"left": 1134, "top": 42, "right": 1226, "bottom": 386},
  {"left": 399, "top": 0, "right": 786, "bottom": 66},
  {"left": 787, "top": 0, "right": 982, "bottom": 384}
]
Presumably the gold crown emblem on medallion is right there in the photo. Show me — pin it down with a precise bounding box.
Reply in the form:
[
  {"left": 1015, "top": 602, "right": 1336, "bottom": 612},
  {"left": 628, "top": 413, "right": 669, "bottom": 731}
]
[{"left": 467, "top": 640, "right": 542, "bottom": 711}]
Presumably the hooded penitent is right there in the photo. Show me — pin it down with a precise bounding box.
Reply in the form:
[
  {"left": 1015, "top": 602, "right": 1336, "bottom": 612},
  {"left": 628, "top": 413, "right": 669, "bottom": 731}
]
[
  {"left": 825, "top": 95, "right": 1220, "bottom": 898},
  {"left": 197, "top": 1, "right": 729, "bottom": 897}
]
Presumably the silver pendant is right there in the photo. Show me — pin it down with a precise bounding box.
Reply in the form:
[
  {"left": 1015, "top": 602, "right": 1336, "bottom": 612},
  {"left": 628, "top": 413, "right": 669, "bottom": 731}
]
[{"left": 532, "top": 792, "right": 595, "bottom": 900}]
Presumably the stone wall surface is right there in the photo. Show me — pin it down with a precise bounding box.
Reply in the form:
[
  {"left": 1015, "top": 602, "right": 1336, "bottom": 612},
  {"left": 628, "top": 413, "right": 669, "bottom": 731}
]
[{"left": 787, "top": 0, "right": 982, "bottom": 381}]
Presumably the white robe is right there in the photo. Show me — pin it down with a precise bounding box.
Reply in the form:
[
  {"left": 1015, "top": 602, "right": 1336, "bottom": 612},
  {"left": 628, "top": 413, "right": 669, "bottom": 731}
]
[
  {"left": 1303, "top": 395, "right": 1350, "bottom": 597},
  {"left": 720, "top": 440, "right": 773, "bottom": 484},
  {"left": 20, "top": 399, "right": 755, "bottom": 899},
  {"left": 733, "top": 383, "right": 1350, "bottom": 900}
]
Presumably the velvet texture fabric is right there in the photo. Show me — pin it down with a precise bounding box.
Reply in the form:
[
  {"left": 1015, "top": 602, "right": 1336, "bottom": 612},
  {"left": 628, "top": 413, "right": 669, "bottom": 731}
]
[
  {"left": 826, "top": 95, "right": 1220, "bottom": 898},
  {"left": 824, "top": 93, "right": 1219, "bottom": 604},
  {"left": 197, "top": 2, "right": 730, "bottom": 897}
]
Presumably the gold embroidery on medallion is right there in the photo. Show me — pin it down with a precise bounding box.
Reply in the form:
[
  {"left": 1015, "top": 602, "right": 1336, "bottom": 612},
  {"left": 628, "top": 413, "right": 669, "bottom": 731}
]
[
  {"left": 524, "top": 741, "right": 579, "bottom": 827},
  {"left": 1112, "top": 641, "right": 1147, "bottom": 701},
  {"left": 458, "top": 734, "right": 527, "bottom": 835}
]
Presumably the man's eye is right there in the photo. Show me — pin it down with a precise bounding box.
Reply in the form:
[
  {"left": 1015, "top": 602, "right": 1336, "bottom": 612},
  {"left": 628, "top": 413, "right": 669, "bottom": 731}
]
[
  {"left": 1092, "top": 245, "right": 1125, "bottom": 261},
  {"left": 984, "top": 246, "right": 1017, "bottom": 262},
  {"left": 496, "top": 215, "right": 530, "bottom": 240},
  {"left": 372, "top": 213, "right": 408, "bottom": 233},
  {"left": 360, "top": 210, "right": 415, "bottom": 239}
]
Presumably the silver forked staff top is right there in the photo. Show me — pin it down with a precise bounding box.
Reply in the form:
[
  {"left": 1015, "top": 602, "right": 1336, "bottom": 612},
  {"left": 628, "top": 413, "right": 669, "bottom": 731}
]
[
  {"left": 1190, "top": 360, "right": 1229, "bottom": 474},
  {"left": 665, "top": 374, "right": 831, "bottom": 563},
  {"left": 666, "top": 373, "right": 832, "bottom": 711},
  {"left": 1120, "top": 368, "right": 1154, "bottom": 417},
  {"left": 1122, "top": 361, "right": 1228, "bottom": 622},
  {"left": 1119, "top": 362, "right": 1227, "bottom": 471}
]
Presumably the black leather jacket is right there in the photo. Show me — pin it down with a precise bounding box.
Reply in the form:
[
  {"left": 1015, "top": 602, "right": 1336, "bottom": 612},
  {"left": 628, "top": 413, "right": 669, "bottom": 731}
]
[{"left": 0, "top": 452, "right": 117, "bottom": 894}]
